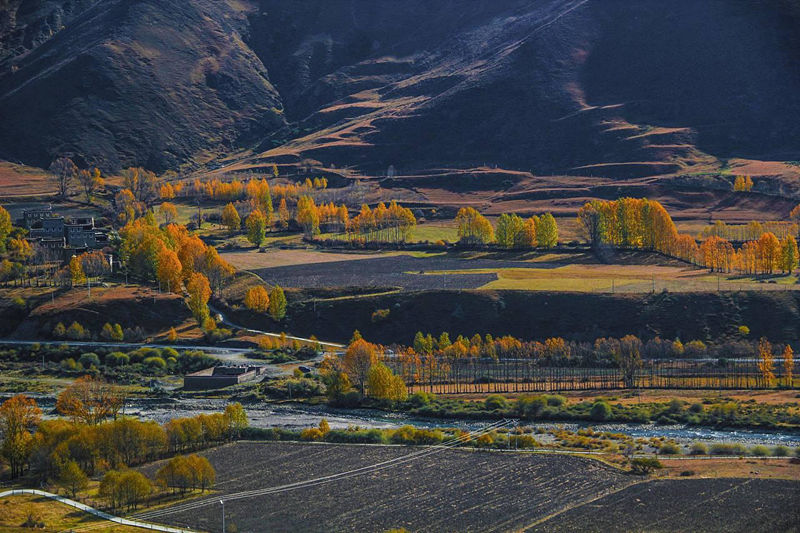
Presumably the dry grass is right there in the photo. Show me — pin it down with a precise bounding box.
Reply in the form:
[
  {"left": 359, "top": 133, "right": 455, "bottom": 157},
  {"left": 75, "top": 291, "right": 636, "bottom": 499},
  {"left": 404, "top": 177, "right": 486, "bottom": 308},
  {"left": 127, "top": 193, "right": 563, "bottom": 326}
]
[
  {"left": 0, "top": 494, "right": 148, "bottom": 532},
  {"left": 659, "top": 458, "right": 800, "bottom": 480},
  {"left": 0, "top": 161, "right": 53, "bottom": 197}
]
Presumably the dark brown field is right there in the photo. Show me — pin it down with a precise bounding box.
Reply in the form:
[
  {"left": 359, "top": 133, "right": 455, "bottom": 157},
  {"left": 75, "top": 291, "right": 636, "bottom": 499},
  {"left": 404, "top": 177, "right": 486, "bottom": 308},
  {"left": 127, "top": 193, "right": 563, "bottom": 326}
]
[
  {"left": 141, "top": 442, "right": 800, "bottom": 533},
  {"left": 530, "top": 478, "right": 800, "bottom": 533},
  {"left": 142, "top": 441, "right": 628, "bottom": 533}
]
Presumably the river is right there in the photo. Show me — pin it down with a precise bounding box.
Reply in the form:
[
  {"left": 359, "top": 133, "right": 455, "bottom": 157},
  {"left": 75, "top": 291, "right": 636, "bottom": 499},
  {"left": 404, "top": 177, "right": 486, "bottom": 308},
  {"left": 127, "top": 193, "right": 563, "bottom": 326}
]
[{"left": 29, "top": 397, "right": 799, "bottom": 448}]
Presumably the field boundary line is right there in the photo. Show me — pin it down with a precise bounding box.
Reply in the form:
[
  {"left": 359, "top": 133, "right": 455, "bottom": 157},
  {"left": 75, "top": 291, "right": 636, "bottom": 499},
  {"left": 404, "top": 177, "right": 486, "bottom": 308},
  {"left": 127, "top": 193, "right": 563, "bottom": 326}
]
[
  {"left": 0, "top": 489, "right": 199, "bottom": 532},
  {"left": 519, "top": 479, "right": 648, "bottom": 532}
]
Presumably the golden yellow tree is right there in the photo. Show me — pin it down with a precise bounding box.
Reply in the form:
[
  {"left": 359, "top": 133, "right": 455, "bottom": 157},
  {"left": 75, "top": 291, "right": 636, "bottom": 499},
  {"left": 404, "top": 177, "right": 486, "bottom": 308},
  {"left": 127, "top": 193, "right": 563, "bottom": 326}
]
[
  {"left": 343, "top": 338, "right": 378, "bottom": 397},
  {"left": 159, "top": 202, "right": 177, "bottom": 225},
  {"left": 222, "top": 203, "right": 241, "bottom": 233},
  {"left": 156, "top": 246, "right": 182, "bottom": 293},
  {"left": 69, "top": 255, "right": 86, "bottom": 286},
  {"left": 244, "top": 286, "right": 270, "bottom": 313},
  {"left": 186, "top": 272, "right": 211, "bottom": 324},
  {"left": 278, "top": 198, "right": 290, "bottom": 230},
  {"left": 0, "top": 394, "right": 41, "bottom": 478},
  {"left": 782, "top": 345, "right": 794, "bottom": 388},
  {"left": 56, "top": 377, "right": 124, "bottom": 425},
  {"left": 757, "top": 338, "right": 775, "bottom": 387}
]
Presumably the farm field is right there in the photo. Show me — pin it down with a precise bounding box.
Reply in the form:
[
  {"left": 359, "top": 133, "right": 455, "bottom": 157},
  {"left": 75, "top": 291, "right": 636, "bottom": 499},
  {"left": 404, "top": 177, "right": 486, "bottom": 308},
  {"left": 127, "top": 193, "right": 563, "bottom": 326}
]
[
  {"left": 530, "top": 478, "right": 800, "bottom": 533},
  {"left": 235, "top": 249, "right": 798, "bottom": 293},
  {"left": 0, "top": 161, "right": 54, "bottom": 197},
  {"left": 140, "top": 441, "right": 629, "bottom": 533}
]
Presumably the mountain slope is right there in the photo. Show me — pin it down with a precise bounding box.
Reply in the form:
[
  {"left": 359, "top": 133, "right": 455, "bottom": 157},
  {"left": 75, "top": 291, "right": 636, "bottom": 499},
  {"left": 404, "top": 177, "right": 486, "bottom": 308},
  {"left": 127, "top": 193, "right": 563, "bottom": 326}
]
[
  {"left": 0, "top": 0, "right": 798, "bottom": 179},
  {"left": 0, "top": 0, "right": 286, "bottom": 171}
]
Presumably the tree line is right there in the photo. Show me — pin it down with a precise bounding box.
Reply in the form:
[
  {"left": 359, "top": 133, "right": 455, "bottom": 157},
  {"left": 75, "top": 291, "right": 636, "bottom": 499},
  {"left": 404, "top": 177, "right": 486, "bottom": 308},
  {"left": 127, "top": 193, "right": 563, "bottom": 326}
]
[
  {"left": 455, "top": 207, "right": 559, "bottom": 247},
  {"left": 578, "top": 197, "right": 799, "bottom": 274}
]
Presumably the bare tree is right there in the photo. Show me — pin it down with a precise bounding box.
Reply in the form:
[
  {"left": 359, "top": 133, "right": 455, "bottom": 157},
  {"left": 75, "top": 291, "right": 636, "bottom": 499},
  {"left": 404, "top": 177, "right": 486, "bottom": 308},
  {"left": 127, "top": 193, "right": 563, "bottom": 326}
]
[{"left": 49, "top": 157, "right": 78, "bottom": 199}]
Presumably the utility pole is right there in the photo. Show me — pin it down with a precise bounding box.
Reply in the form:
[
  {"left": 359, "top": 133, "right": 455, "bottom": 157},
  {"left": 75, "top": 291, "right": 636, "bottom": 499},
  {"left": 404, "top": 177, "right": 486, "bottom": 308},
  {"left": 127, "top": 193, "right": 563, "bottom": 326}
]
[{"left": 220, "top": 500, "right": 225, "bottom": 533}]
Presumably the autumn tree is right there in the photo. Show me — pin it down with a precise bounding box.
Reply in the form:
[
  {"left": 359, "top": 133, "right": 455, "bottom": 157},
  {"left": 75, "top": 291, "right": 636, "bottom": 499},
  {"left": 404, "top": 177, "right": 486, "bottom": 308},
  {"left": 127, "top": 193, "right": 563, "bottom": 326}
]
[
  {"left": 69, "top": 255, "right": 86, "bottom": 286},
  {"left": 159, "top": 202, "right": 177, "bottom": 225},
  {"left": 577, "top": 201, "right": 603, "bottom": 248},
  {"left": 246, "top": 209, "right": 267, "bottom": 247},
  {"left": 56, "top": 459, "right": 89, "bottom": 498},
  {"left": 269, "top": 284, "right": 286, "bottom": 321},
  {"left": 115, "top": 189, "right": 140, "bottom": 226},
  {"left": 616, "top": 335, "right": 643, "bottom": 388},
  {"left": 495, "top": 213, "right": 525, "bottom": 248},
  {"left": 780, "top": 235, "right": 799, "bottom": 274},
  {"left": 756, "top": 232, "right": 781, "bottom": 274},
  {"left": 455, "top": 207, "right": 494, "bottom": 244},
  {"left": 536, "top": 213, "right": 558, "bottom": 248},
  {"left": 0, "top": 205, "right": 11, "bottom": 252},
  {"left": 296, "top": 195, "right": 320, "bottom": 238},
  {"left": 56, "top": 376, "right": 124, "bottom": 425},
  {"left": 343, "top": 338, "right": 378, "bottom": 397},
  {"left": 49, "top": 157, "right": 77, "bottom": 199},
  {"left": 782, "top": 345, "right": 794, "bottom": 388},
  {"left": 77, "top": 167, "right": 103, "bottom": 204},
  {"left": 244, "top": 286, "right": 270, "bottom": 313},
  {"left": 100, "top": 470, "right": 152, "bottom": 511},
  {"left": 757, "top": 338, "right": 775, "bottom": 387},
  {"left": 222, "top": 203, "right": 241, "bottom": 233},
  {"left": 186, "top": 272, "right": 211, "bottom": 324},
  {"left": 122, "top": 167, "right": 158, "bottom": 203},
  {"left": 0, "top": 395, "right": 41, "bottom": 478},
  {"left": 223, "top": 403, "right": 248, "bottom": 439},
  {"left": 156, "top": 246, "right": 182, "bottom": 293},
  {"left": 367, "top": 363, "right": 408, "bottom": 401},
  {"left": 278, "top": 197, "right": 290, "bottom": 230}
]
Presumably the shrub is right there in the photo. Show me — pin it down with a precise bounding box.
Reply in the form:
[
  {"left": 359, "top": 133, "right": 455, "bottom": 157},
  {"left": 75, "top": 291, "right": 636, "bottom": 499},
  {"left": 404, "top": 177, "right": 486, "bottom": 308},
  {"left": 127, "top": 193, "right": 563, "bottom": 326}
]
[
  {"left": 407, "top": 391, "right": 433, "bottom": 407},
  {"left": 516, "top": 395, "right": 547, "bottom": 418},
  {"left": 300, "top": 428, "right": 324, "bottom": 441},
  {"left": 690, "top": 442, "right": 708, "bottom": 455},
  {"left": 750, "top": 445, "right": 770, "bottom": 457},
  {"left": 509, "top": 434, "right": 539, "bottom": 449},
  {"left": 60, "top": 358, "right": 80, "bottom": 372},
  {"left": 52, "top": 322, "right": 66, "bottom": 338},
  {"left": 476, "top": 433, "right": 494, "bottom": 447},
  {"left": 66, "top": 322, "right": 88, "bottom": 340},
  {"left": 371, "top": 308, "right": 390, "bottom": 323},
  {"left": 772, "top": 445, "right": 790, "bottom": 457},
  {"left": 484, "top": 395, "right": 508, "bottom": 411},
  {"left": 630, "top": 457, "right": 663, "bottom": 475},
  {"left": 688, "top": 402, "right": 704, "bottom": 414},
  {"left": 143, "top": 356, "right": 167, "bottom": 372},
  {"left": 78, "top": 352, "right": 101, "bottom": 368},
  {"left": 546, "top": 395, "right": 566, "bottom": 407},
  {"left": 590, "top": 401, "right": 612, "bottom": 421},
  {"left": 659, "top": 442, "right": 681, "bottom": 455},
  {"left": 709, "top": 443, "right": 747, "bottom": 456}
]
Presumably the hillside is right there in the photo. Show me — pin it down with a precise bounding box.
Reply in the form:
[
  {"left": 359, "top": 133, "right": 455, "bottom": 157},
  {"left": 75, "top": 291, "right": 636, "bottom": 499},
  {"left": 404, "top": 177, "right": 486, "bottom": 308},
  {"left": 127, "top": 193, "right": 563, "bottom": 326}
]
[{"left": 1, "top": 0, "right": 798, "bottom": 195}]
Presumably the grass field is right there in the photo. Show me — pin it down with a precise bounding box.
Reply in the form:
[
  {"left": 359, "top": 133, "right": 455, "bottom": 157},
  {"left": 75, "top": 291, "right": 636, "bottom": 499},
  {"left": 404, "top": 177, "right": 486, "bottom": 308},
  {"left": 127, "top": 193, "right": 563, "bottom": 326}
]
[
  {"left": 0, "top": 162, "right": 53, "bottom": 197},
  {"left": 225, "top": 248, "right": 798, "bottom": 293},
  {"left": 0, "top": 494, "right": 148, "bottom": 532}
]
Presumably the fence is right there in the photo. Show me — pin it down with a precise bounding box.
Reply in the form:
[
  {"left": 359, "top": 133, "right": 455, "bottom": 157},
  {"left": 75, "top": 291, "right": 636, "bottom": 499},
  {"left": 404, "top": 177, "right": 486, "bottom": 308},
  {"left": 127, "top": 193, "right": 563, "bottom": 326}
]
[{"left": 383, "top": 357, "right": 798, "bottom": 394}]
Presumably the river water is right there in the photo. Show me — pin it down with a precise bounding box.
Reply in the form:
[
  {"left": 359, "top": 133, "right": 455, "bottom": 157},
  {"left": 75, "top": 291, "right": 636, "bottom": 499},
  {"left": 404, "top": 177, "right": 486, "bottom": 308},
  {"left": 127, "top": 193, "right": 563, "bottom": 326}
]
[{"left": 62, "top": 397, "right": 799, "bottom": 448}]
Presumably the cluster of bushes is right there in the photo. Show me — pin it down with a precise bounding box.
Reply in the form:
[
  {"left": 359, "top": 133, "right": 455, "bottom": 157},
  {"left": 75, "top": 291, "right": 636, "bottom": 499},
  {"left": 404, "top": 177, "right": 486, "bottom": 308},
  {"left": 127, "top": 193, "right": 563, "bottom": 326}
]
[
  {"left": 261, "top": 375, "right": 324, "bottom": 400},
  {"left": 0, "top": 345, "right": 216, "bottom": 379},
  {"left": 51, "top": 321, "right": 147, "bottom": 342},
  {"left": 396, "top": 393, "right": 800, "bottom": 430},
  {"left": 244, "top": 419, "right": 542, "bottom": 450}
]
